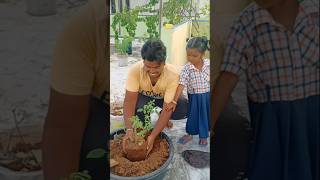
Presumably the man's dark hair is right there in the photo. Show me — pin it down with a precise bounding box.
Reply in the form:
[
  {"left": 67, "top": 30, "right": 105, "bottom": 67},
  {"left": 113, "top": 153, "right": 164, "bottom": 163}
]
[{"left": 141, "top": 39, "right": 166, "bottom": 63}]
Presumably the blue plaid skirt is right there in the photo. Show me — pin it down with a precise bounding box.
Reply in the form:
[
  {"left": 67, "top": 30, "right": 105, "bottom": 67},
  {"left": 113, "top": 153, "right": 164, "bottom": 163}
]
[
  {"left": 186, "top": 92, "right": 210, "bottom": 138},
  {"left": 248, "top": 95, "right": 319, "bottom": 180}
]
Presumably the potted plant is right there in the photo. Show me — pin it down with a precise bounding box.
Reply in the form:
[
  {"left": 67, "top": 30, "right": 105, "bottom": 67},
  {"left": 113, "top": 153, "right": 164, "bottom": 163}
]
[
  {"left": 110, "top": 100, "right": 174, "bottom": 178},
  {"left": 115, "top": 36, "right": 132, "bottom": 67},
  {"left": 112, "top": 6, "right": 143, "bottom": 56},
  {"left": 122, "top": 100, "right": 155, "bottom": 161}
]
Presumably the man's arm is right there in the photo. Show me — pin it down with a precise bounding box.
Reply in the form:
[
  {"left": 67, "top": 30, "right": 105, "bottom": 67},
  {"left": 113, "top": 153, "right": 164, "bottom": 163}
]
[
  {"left": 212, "top": 71, "right": 239, "bottom": 130},
  {"left": 146, "top": 102, "right": 173, "bottom": 155},
  {"left": 42, "top": 89, "right": 90, "bottom": 180},
  {"left": 123, "top": 90, "right": 139, "bottom": 129},
  {"left": 150, "top": 102, "right": 173, "bottom": 137}
]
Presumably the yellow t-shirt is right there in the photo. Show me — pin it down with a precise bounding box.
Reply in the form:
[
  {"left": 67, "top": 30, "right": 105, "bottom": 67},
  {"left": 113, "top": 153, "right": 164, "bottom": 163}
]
[
  {"left": 126, "top": 61, "right": 180, "bottom": 103},
  {"left": 50, "top": 0, "right": 108, "bottom": 103}
]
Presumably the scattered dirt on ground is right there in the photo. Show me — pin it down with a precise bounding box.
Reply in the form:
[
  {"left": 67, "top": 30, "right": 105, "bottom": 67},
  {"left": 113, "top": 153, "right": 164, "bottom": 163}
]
[
  {"left": 110, "top": 134, "right": 169, "bottom": 177},
  {"left": 0, "top": 134, "right": 42, "bottom": 172},
  {"left": 111, "top": 102, "right": 124, "bottom": 116}
]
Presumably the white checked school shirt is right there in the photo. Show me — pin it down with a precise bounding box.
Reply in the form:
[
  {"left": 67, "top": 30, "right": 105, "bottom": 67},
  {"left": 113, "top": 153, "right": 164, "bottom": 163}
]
[
  {"left": 179, "top": 59, "right": 210, "bottom": 94},
  {"left": 221, "top": 1, "right": 319, "bottom": 103}
]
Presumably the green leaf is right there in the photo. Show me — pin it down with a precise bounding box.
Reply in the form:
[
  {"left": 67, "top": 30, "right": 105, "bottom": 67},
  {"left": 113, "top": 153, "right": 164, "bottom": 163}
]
[
  {"left": 86, "top": 149, "right": 107, "bottom": 159},
  {"left": 69, "top": 171, "right": 92, "bottom": 180}
]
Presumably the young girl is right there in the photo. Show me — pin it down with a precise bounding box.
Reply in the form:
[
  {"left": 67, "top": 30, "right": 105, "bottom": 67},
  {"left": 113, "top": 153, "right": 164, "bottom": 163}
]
[
  {"left": 166, "top": 37, "right": 210, "bottom": 145},
  {"left": 213, "top": 0, "right": 319, "bottom": 179}
]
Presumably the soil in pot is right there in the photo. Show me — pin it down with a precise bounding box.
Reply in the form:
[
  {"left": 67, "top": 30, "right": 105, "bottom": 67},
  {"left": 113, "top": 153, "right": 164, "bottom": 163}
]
[{"left": 110, "top": 134, "right": 169, "bottom": 177}]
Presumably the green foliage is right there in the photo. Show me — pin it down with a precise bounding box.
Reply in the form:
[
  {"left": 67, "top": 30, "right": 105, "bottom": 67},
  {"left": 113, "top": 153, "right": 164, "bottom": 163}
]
[
  {"left": 131, "top": 115, "right": 144, "bottom": 130},
  {"left": 112, "top": 0, "right": 160, "bottom": 46},
  {"left": 86, "top": 148, "right": 107, "bottom": 159},
  {"left": 69, "top": 171, "right": 91, "bottom": 180},
  {"left": 142, "top": 0, "right": 160, "bottom": 39},
  {"left": 62, "top": 148, "right": 108, "bottom": 179},
  {"left": 199, "top": 3, "right": 210, "bottom": 17},
  {"left": 111, "top": 7, "right": 141, "bottom": 54},
  {"left": 115, "top": 36, "right": 132, "bottom": 55},
  {"left": 144, "top": 14, "right": 159, "bottom": 38},
  {"left": 131, "top": 100, "right": 156, "bottom": 138},
  {"left": 61, "top": 170, "right": 91, "bottom": 180},
  {"left": 162, "top": 0, "right": 208, "bottom": 36}
]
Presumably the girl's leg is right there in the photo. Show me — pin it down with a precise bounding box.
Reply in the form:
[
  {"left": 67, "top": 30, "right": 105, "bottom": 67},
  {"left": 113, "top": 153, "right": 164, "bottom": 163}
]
[{"left": 198, "top": 92, "right": 210, "bottom": 145}]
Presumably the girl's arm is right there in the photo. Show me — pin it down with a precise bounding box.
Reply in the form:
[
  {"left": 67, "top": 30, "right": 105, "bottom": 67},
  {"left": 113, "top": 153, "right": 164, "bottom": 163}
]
[
  {"left": 164, "top": 84, "right": 184, "bottom": 112},
  {"left": 173, "top": 84, "right": 185, "bottom": 102},
  {"left": 212, "top": 71, "right": 239, "bottom": 130}
]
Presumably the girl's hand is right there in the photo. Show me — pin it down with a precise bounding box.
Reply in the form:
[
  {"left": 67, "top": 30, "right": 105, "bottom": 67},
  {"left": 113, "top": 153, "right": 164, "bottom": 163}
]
[{"left": 164, "top": 102, "right": 177, "bottom": 112}]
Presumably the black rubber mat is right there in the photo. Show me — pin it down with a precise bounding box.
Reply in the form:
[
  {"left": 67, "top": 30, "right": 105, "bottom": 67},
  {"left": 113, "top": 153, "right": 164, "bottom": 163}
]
[{"left": 182, "top": 150, "right": 210, "bottom": 168}]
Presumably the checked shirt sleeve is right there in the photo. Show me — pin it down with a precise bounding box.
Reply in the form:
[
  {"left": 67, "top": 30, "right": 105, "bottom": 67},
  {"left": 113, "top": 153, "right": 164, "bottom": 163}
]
[{"left": 221, "top": 19, "right": 250, "bottom": 76}]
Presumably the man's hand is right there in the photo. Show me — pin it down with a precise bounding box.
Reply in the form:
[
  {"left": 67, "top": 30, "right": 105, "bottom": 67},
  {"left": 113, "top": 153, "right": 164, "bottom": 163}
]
[
  {"left": 146, "top": 134, "right": 156, "bottom": 157},
  {"left": 122, "top": 129, "right": 134, "bottom": 153},
  {"left": 164, "top": 102, "right": 177, "bottom": 112}
]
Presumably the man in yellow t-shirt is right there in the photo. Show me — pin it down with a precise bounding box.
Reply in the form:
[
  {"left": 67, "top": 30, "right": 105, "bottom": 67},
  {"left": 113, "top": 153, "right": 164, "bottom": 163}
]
[
  {"left": 42, "top": 0, "right": 108, "bottom": 179},
  {"left": 123, "top": 39, "right": 188, "bottom": 155}
]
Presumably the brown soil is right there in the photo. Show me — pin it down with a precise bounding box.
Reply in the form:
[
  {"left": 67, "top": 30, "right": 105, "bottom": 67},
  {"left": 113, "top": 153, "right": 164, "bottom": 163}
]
[
  {"left": 110, "top": 134, "right": 169, "bottom": 177},
  {"left": 0, "top": 140, "right": 42, "bottom": 171},
  {"left": 111, "top": 102, "right": 123, "bottom": 116}
]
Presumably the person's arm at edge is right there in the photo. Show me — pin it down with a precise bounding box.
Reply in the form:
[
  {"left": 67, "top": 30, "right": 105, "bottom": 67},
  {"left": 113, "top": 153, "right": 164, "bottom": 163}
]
[
  {"left": 123, "top": 90, "right": 139, "bottom": 129},
  {"left": 212, "top": 71, "right": 239, "bottom": 132},
  {"left": 42, "top": 89, "right": 90, "bottom": 180}
]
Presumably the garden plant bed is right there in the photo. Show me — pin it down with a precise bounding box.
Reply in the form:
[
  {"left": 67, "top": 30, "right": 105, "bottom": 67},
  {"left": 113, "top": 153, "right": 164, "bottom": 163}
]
[{"left": 110, "top": 134, "right": 169, "bottom": 177}]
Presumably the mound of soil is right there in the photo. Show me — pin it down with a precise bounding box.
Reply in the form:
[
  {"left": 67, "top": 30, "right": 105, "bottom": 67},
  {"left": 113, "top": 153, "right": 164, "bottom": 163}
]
[
  {"left": 110, "top": 134, "right": 169, "bottom": 177},
  {"left": 123, "top": 135, "right": 148, "bottom": 162}
]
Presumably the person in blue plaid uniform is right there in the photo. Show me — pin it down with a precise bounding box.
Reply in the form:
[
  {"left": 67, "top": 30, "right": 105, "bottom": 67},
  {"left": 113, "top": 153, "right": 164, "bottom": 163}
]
[
  {"left": 166, "top": 37, "right": 210, "bottom": 145},
  {"left": 213, "top": 0, "right": 319, "bottom": 180}
]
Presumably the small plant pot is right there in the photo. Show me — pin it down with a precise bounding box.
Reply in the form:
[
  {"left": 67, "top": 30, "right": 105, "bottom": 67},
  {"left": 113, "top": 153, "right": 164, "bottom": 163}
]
[
  {"left": 117, "top": 54, "right": 128, "bottom": 67},
  {"left": 126, "top": 42, "right": 133, "bottom": 55},
  {"left": 26, "top": 0, "right": 57, "bottom": 16}
]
